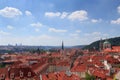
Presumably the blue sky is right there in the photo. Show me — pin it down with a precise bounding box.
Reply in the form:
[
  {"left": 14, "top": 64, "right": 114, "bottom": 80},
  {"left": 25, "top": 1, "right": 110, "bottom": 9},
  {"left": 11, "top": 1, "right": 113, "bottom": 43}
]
[{"left": 0, "top": 0, "right": 120, "bottom": 46}]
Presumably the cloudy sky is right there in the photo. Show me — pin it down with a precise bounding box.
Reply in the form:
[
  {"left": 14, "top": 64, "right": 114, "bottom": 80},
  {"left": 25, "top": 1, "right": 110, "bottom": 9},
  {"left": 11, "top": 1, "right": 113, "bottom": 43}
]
[{"left": 0, "top": 0, "right": 120, "bottom": 46}]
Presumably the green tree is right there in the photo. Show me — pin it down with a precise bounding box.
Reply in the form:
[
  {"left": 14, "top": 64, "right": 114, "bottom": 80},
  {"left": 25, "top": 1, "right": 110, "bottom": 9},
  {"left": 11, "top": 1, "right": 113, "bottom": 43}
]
[
  {"left": 85, "top": 72, "right": 95, "bottom": 80},
  {"left": 0, "top": 64, "right": 5, "bottom": 68}
]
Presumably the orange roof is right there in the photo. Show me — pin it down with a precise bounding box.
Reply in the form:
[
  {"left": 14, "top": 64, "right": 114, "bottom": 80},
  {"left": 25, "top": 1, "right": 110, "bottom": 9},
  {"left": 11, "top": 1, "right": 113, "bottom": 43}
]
[
  {"left": 42, "top": 71, "right": 81, "bottom": 80},
  {"left": 0, "top": 66, "right": 38, "bottom": 80},
  {"left": 71, "top": 64, "right": 87, "bottom": 72},
  {"left": 93, "top": 70, "right": 106, "bottom": 79},
  {"left": 104, "top": 46, "right": 120, "bottom": 53}
]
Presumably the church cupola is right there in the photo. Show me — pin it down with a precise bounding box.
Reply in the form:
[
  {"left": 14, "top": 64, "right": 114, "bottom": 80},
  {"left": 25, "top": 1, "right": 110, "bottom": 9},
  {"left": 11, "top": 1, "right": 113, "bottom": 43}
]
[{"left": 103, "top": 39, "right": 111, "bottom": 50}]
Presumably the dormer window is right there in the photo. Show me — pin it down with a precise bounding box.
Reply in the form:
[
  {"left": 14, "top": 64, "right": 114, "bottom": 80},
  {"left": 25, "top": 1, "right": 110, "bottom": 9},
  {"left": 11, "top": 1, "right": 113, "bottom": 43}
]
[
  {"left": 10, "top": 73, "right": 15, "bottom": 79},
  {"left": 1, "top": 74, "right": 5, "bottom": 79},
  {"left": 28, "top": 72, "right": 31, "bottom": 77},
  {"left": 20, "top": 71, "right": 23, "bottom": 77}
]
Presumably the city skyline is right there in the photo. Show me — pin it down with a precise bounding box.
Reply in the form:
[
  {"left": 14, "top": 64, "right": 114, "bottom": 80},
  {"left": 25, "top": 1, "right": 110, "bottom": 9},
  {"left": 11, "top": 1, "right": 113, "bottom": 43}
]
[{"left": 0, "top": 0, "right": 120, "bottom": 46}]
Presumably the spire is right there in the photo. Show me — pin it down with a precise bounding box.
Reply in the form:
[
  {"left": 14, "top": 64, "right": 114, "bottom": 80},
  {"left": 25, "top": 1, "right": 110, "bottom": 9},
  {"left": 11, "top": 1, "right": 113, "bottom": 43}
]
[{"left": 62, "top": 41, "right": 64, "bottom": 50}]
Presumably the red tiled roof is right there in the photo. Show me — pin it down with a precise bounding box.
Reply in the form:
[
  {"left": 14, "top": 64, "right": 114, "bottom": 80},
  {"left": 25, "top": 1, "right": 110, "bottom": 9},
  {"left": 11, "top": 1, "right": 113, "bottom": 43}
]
[
  {"left": 104, "top": 46, "right": 120, "bottom": 53},
  {"left": 0, "top": 66, "right": 38, "bottom": 80},
  {"left": 42, "top": 71, "right": 81, "bottom": 80},
  {"left": 71, "top": 64, "right": 87, "bottom": 72},
  {"left": 93, "top": 70, "right": 106, "bottom": 79}
]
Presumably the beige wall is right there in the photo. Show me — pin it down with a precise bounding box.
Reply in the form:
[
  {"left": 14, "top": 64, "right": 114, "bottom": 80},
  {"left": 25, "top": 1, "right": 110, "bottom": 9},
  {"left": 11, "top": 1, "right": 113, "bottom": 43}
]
[
  {"left": 72, "top": 72, "right": 86, "bottom": 78},
  {"left": 46, "top": 65, "right": 70, "bottom": 73}
]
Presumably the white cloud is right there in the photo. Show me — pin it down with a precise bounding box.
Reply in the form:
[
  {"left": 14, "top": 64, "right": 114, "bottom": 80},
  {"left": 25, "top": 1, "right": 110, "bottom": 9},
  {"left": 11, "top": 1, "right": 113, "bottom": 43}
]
[
  {"left": 68, "top": 10, "right": 88, "bottom": 21},
  {"left": 70, "top": 33, "right": 79, "bottom": 36},
  {"left": 0, "top": 30, "right": 10, "bottom": 35},
  {"left": 44, "top": 10, "right": 88, "bottom": 21},
  {"left": 49, "top": 28, "right": 67, "bottom": 33},
  {"left": 92, "top": 32, "right": 101, "bottom": 36},
  {"left": 70, "top": 33, "right": 79, "bottom": 39},
  {"left": 91, "top": 19, "right": 102, "bottom": 23},
  {"left": 85, "top": 32, "right": 101, "bottom": 36},
  {"left": 45, "top": 11, "right": 68, "bottom": 19},
  {"left": 45, "top": 12, "right": 61, "bottom": 17},
  {"left": 117, "top": 6, "right": 120, "bottom": 14},
  {"left": 84, "top": 32, "right": 109, "bottom": 41},
  {"left": 30, "top": 22, "right": 43, "bottom": 28},
  {"left": 0, "top": 7, "right": 22, "bottom": 18},
  {"left": 44, "top": 10, "right": 103, "bottom": 23},
  {"left": 111, "top": 18, "right": 120, "bottom": 24},
  {"left": 30, "top": 22, "right": 44, "bottom": 32},
  {"left": 76, "top": 30, "right": 81, "bottom": 33},
  {"left": 60, "top": 12, "right": 68, "bottom": 19},
  {"left": 103, "top": 34, "right": 109, "bottom": 37},
  {"left": 83, "top": 32, "right": 109, "bottom": 45},
  {"left": 7, "top": 25, "right": 14, "bottom": 30},
  {"left": 25, "top": 10, "right": 32, "bottom": 16}
]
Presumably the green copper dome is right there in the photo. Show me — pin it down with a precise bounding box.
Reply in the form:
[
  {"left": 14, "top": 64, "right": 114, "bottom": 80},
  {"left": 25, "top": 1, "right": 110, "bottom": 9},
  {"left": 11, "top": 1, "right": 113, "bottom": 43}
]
[{"left": 103, "top": 40, "right": 110, "bottom": 44}]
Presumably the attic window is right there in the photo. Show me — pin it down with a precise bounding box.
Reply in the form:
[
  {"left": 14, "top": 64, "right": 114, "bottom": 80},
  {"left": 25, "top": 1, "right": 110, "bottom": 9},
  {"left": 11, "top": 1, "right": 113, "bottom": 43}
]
[
  {"left": 1, "top": 74, "right": 5, "bottom": 79},
  {"left": 20, "top": 71, "right": 23, "bottom": 77},
  {"left": 10, "top": 73, "right": 15, "bottom": 79},
  {"left": 28, "top": 72, "right": 31, "bottom": 77}
]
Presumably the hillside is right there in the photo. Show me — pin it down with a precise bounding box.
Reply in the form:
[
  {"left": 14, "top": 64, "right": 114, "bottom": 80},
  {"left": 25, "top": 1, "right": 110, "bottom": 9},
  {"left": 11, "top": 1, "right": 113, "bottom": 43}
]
[
  {"left": 83, "top": 37, "right": 120, "bottom": 50},
  {"left": 71, "top": 45, "right": 86, "bottom": 49}
]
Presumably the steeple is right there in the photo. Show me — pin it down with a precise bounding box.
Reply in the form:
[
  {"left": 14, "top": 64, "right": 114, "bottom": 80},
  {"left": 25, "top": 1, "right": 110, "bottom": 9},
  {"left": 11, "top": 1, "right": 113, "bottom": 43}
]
[{"left": 62, "top": 41, "right": 64, "bottom": 50}]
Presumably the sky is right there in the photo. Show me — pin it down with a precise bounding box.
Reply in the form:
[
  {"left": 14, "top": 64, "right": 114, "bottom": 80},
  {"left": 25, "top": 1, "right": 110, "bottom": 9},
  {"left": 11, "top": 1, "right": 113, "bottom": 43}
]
[{"left": 0, "top": 0, "right": 120, "bottom": 46}]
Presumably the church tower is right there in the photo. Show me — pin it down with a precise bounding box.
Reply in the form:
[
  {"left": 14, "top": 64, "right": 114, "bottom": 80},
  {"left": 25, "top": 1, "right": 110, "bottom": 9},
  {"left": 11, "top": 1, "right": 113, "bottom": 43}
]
[
  {"left": 103, "top": 39, "right": 111, "bottom": 50},
  {"left": 62, "top": 41, "right": 64, "bottom": 50},
  {"left": 61, "top": 41, "right": 64, "bottom": 54},
  {"left": 99, "top": 38, "right": 103, "bottom": 52}
]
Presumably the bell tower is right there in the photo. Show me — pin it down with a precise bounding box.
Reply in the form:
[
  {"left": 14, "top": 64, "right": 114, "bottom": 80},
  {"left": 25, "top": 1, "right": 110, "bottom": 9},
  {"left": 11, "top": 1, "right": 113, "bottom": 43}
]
[{"left": 61, "top": 41, "right": 64, "bottom": 54}]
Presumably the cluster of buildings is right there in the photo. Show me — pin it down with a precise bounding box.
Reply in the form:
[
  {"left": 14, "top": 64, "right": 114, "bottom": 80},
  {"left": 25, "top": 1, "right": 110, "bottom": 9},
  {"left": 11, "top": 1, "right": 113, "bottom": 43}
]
[
  {"left": 0, "top": 41, "right": 119, "bottom": 80},
  {"left": 99, "top": 39, "right": 120, "bottom": 53}
]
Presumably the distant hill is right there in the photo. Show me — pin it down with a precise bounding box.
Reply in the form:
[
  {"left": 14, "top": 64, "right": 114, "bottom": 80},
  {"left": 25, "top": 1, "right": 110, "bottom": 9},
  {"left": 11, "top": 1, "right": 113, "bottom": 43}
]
[
  {"left": 83, "top": 37, "right": 120, "bottom": 50},
  {"left": 0, "top": 45, "right": 86, "bottom": 53},
  {"left": 71, "top": 45, "right": 86, "bottom": 49}
]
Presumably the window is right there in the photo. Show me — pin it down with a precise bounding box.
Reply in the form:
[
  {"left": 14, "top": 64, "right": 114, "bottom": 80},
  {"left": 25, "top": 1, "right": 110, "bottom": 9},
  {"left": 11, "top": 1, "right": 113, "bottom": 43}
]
[
  {"left": 28, "top": 72, "right": 31, "bottom": 77},
  {"left": 1, "top": 74, "right": 5, "bottom": 79},
  {"left": 10, "top": 73, "right": 15, "bottom": 79},
  {"left": 20, "top": 71, "right": 23, "bottom": 77}
]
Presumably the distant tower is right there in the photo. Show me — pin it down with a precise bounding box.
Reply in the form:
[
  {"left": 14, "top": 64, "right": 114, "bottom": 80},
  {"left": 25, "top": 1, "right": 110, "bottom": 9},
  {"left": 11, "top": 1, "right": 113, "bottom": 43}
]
[
  {"left": 62, "top": 41, "right": 64, "bottom": 50},
  {"left": 61, "top": 41, "right": 64, "bottom": 54},
  {"left": 99, "top": 38, "right": 103, "bottom": 52}
]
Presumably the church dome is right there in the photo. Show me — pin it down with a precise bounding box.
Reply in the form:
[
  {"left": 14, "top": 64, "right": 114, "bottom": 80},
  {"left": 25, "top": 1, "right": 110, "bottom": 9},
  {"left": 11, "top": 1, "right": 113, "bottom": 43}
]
[{"left": 103, "top": 40, "right": 110, "bottom": 44}]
